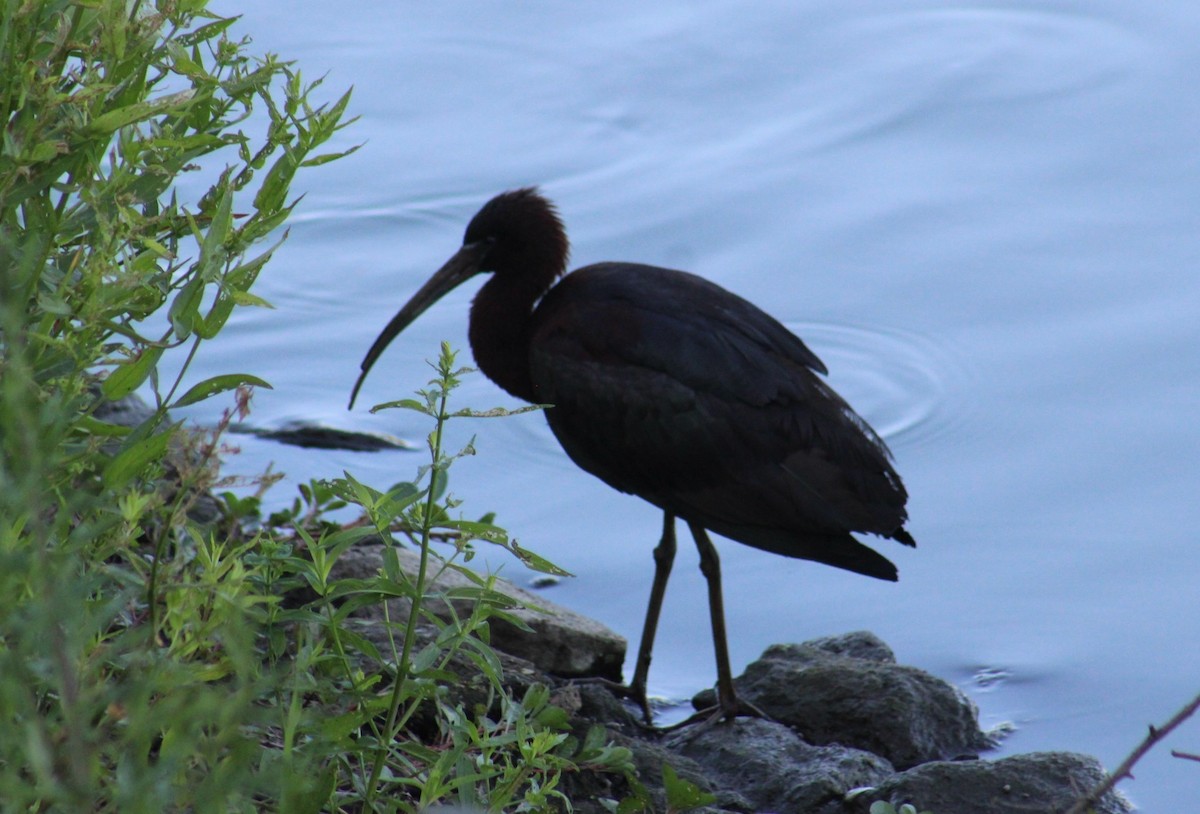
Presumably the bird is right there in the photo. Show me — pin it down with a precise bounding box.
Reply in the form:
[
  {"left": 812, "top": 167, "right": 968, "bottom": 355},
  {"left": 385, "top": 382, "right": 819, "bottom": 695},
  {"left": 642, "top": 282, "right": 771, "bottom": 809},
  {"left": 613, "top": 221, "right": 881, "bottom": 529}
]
[{"left": 349, "top": 188, "right": 915, "bottom": 726}]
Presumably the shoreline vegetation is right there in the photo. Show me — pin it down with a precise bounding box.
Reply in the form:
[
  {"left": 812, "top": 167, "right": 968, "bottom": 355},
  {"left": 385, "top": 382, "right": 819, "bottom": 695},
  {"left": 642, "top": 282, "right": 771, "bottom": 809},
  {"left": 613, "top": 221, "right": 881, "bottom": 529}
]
[{"left": 0, "top": 3, "right": 635, "bottom": 807}]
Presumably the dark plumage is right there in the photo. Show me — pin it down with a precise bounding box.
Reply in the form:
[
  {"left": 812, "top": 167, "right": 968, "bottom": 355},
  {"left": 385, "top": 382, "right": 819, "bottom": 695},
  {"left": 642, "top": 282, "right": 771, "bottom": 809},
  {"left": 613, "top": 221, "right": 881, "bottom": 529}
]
[{"left": 350, "top": 188, "right": 915, "bottom": 725}]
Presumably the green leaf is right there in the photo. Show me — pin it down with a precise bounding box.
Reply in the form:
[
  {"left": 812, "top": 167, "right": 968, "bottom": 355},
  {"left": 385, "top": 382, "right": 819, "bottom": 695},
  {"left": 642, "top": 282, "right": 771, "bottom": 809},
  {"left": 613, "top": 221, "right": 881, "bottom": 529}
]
[
  {"left": 254, "top": 148, "right": 299, "bottom": 215},
  {"left": 444, "top": 586, "right": 524, "bottom": 610},
  {"left": 76, "top": 416, "right": 133, "bottom": 438},
  {"left": 476, "top": 606, "right": 536, "bottom": 633},
  {"left": 329, "top": 627, "right": 382, "bottom": 664},
  {"left": 616, "top": 775, "right": 654, "bottom": 814},
  {"left": 87, "top": 89, "right": 197, "bottom": 135},
  {"left": 35, "top": 291, "right": 71, "bottom": 316},
  {"left": 451, "top": 403, "right": 547, "bottom": 418},
  {"left": 196, "top": 183, "right": 235, "bottom": 282},
  {"left": 173, "top": 373, "right": 272, "bottom": 408},
  {"left": 300, "top": 144, "right": 362, "bottom": 168},
  {"left": 329, "top": 471, "right": 386, "bottom": 509},
  {"left": 195, "top": 292, "right": 235, "bottom": 339},
  {"left": 319, "top": 525, "right": 379, "bottom": 557},
  {"left": 506, "top": 541, "right": 573, "bottom": 577},
  {"left": 138, "top": 235, "right": 174, "bottom": 258},
  {"left": 103, "top": 430, "right": 173, "bottom": 489},
  {"left": 24, "top": 140, "right": 63, "bottom": 163},
  {"left": 662, "top": 763, "right": 717, "bottom": 811},
  {"left": 168, "top": 276, "right": 204, "bottom": 339},
  {"left": 429, "top": 466, "right": 448, "bottom": 502},
  {"left": 102, "top": 345, "right": 164, "bottom": 400},
  {"left": 370, "top": 398, "right": 429, "bottom": 415},
  {"left": 280, "top": 764, "right": 338, "bottom": 814},
  {"left": 535, "top": 701, "right": 571, "bottom": 734},
  {"left": 176, "top": 15, "right": 240, "bottom": 48},
  {"left": 230, "top": 289, "right": 274, "bottom": 308},
  {"left": 370, "top": 577, "right": 421, "bottom": 600},
  {"left": 379, "top": 481, "right": 423, "bottom": 519},
  {"left": 442, "top": 519, "right": 506, "bottom": 539}
]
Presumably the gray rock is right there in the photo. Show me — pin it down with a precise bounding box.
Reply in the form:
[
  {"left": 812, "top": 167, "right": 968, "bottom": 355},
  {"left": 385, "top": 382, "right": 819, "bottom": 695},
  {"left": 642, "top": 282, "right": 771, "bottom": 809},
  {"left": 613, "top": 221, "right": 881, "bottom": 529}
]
[
  {"left": 694, "top": 632, "right": 991, "bottom": 770},
  {"left": 331, "top": 544, "right": 626, "bottom": 680},
  {"left": 93, "top": 391, "right": 156, "bottom": 427},
  {"left": 798, "top": 630, "right": 896, "bottom": 663},
  {"left": 568, "top": 681, "right": 643, "bottom": 732},
  {"left": 845, "top": 751, "right": 1135, "bottom": 814},
  {"left": 93, "top": 390, "right": 223, "bottom": 524},
  {"left": 675, "top": 717, "right": 894, "bottom": 814},
  {"left": 616, "top": 733, "right": 747, "bottom": 814}
]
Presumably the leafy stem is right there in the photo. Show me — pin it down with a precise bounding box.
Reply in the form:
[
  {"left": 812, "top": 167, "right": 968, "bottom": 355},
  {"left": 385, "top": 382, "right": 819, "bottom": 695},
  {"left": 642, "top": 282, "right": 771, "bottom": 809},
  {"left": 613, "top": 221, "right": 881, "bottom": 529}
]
[{"left": 365, "top": 344, "right": 459, "bottom": 801}]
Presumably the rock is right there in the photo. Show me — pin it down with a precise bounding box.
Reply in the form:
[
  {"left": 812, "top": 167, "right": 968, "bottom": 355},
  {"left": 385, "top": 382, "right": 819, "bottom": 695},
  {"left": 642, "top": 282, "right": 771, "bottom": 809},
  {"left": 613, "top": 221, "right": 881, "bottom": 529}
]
[
  {"left": 801, "top": 630, "right": 896, "bottom": 662},
  {"left": 694, "top": 632, "right": 991, "bottom": 770},
  {"left": 846, "top": 751, "right": 1135, "bottom": 814},
  {"left": 93, "top": 390, "right": 156, "bottom": 427},
  {"left": 93, "top": 390, "right": 223, "bottom": 524},
  {"left": 228, "top": 420, "right": 412, "bottom": 451},
  {"left": 331, "top": 544, "right": 626, "bottom": 680},
  {"left": 569, "top": 681, "right": 643, "bottom": 732},
  {"left": 675, "top": 717, "right": 894, "bottom": 814},
  {"left": 577, "top": 731, "right": 745, "bottom": 814}
]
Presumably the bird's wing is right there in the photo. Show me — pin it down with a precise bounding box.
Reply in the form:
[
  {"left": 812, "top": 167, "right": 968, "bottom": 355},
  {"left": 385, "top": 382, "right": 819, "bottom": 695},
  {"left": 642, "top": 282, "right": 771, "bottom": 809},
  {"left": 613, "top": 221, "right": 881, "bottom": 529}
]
[{"left": 528, "top": 264, "right": 909, "bottom": 552}]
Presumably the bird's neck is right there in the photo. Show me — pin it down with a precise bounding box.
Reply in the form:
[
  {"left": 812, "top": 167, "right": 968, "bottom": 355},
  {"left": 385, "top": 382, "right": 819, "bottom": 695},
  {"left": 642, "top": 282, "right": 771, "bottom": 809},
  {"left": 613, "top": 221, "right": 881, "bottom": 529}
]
[{"left": 469, "top": 273, "right": 542, "bottom": 402}]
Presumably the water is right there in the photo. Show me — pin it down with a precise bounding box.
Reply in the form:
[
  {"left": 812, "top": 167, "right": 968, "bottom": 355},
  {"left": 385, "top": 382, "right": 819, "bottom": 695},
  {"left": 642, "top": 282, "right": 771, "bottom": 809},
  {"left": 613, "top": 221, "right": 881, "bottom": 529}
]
[{"left": 187, "top": 2, "right": 1200, "bottom": 808}]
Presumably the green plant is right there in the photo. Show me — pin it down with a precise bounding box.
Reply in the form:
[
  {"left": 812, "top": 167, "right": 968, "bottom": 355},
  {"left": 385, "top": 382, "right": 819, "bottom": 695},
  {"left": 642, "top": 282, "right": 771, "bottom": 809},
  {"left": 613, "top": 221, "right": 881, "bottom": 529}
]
[
  {"left": 1, "top": 2, "right": 353, "bottom": 810},
  {"left": 183, "top": 344, "right": 630, "bottom": 811},
  {"left": 291, "top": 343, "right": 594, "bottom": 810},
  {"left": 606, "top": 761, "right": 716, "bottom": 814},
  {"left": 1, "top": 3, "right": 638, "bottom": 810}
]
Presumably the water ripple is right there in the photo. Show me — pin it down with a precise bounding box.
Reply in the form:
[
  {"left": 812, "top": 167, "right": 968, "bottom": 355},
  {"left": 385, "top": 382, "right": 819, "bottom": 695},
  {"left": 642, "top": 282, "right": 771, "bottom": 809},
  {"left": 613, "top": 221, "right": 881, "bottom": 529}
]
[
  {"left": 788, "top": 321, "right": 977, "bottom": 451},
  {"left": 802, "top": 7, "right": 1149, "bottom": 150},
  {"left": 478, "top": 318, "right": 975, "bottom": 470},
  {"left": 851, "top": 7, "right": 1146, "bottom": 103}
]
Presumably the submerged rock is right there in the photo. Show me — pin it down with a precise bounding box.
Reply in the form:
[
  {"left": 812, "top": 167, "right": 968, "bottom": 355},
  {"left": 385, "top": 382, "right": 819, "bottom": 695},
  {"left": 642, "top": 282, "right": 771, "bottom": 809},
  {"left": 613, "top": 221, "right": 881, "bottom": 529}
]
[
  {"left": 848, "top": 751, "right": 1134, "bottom": 814},
  {"left": 693, "top": 631, "right": 993, "bottom": 770},
  {"left": 228, "top": 420, "right": 413, "bottom": 451},
  {"left": 675, "top": 717, "right": 893, "bottom": 813},
  {"left": 592, "top": 631, "right": 1129, "bottom": 812}
]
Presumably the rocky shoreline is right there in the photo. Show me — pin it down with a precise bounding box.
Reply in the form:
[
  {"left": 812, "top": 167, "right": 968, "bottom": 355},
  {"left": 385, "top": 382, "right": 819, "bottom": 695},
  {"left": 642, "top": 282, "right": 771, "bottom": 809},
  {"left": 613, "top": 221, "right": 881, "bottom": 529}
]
[
  {"left": 95, "top": 396, "right": 1135, "bottom": 812},
  {"left": 334, "top": 544, "right": 1135, "bottom": 814}
]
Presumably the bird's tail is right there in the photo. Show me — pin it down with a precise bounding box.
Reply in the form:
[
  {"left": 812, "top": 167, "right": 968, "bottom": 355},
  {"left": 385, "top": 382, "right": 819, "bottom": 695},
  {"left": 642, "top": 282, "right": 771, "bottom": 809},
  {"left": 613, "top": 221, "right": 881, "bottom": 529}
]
[
  {"left": 890, "top": 527, "right": 917, "bottom": 548},
  {"left": 704, "top": 521, "right": 901, "bottom": 582}
]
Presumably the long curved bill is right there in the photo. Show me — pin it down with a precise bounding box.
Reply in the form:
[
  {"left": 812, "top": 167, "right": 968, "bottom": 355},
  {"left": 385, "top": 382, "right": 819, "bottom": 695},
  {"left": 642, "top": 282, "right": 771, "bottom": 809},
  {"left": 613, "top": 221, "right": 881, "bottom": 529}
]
[{"left": 348, "top": 240, "right": 491, "bottom": 409}]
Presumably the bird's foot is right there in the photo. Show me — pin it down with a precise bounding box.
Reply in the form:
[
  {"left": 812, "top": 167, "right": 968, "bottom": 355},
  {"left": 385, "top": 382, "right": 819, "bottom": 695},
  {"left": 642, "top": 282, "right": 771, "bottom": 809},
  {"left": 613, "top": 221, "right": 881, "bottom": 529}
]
[
  {"left": 570, "top": 678, "right": 773, "bottom": 734},
  {"left": 660, "top": 695, "right": 774, "bottom": 738}
]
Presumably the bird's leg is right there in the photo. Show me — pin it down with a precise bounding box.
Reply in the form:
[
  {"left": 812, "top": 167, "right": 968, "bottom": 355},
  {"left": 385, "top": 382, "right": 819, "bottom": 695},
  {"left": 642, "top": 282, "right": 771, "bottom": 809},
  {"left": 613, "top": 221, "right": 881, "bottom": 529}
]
[
  {"left": 689, "top": 522, "right": 738, "bottom": 717},
  {"left": 570, "top": 514, "right": 676, "bottom": 725},
  {"left": 627, "top": 512, "right": 677, "bottom": 724},
  {"left": 662, "top": 522, "right": 771, "bottom": 732}
]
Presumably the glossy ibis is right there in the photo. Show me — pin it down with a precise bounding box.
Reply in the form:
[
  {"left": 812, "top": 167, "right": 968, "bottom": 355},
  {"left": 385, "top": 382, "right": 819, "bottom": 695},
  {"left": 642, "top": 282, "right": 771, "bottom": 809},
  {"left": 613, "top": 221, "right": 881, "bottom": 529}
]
[{"left": 349, "top": 188, "right": 915, "bottom": 725}]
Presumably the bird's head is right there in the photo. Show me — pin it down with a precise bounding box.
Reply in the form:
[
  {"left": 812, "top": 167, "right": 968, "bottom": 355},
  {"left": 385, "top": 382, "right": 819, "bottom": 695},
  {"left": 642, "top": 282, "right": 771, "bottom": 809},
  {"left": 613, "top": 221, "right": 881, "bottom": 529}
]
[
  {"left": 349, "top": 188, "right": 569, "bottom": 409},
  {"left": 463, "top": 187, "right": 569, "bottom": 286}
]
